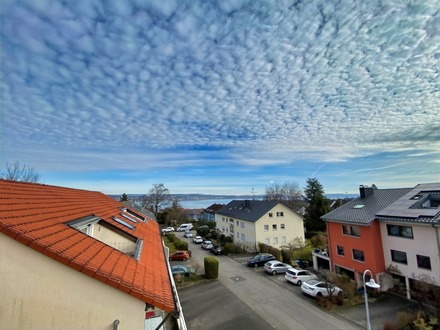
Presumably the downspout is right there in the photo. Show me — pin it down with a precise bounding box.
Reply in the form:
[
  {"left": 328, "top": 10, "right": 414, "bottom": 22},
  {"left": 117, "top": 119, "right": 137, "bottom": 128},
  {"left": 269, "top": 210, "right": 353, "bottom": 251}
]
[
  {"left": 433, "top": 223, "right": 440, "bottom": 285},
  {"left": 113, "top": 319, "right": 119, "bottom": 330}
]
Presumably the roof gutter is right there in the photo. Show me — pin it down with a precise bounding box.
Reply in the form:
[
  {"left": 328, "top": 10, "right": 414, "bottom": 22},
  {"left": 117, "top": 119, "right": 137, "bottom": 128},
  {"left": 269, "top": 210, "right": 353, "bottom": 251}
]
[{"left": 163, "top": 241, "right": 188, "bottom": 330}]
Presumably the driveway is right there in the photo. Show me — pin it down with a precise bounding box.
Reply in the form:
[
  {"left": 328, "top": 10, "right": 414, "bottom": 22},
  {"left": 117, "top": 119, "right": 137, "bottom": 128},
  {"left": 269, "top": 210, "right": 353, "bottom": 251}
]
[{"left": 174, "top": 232, "right": 363, "bottom": 329}]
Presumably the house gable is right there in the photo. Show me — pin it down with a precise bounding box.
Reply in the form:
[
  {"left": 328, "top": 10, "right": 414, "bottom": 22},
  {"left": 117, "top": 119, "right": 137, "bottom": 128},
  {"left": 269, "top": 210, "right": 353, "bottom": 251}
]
[{"left": 0, "top": 179, "right": 175, "bottom": 312}]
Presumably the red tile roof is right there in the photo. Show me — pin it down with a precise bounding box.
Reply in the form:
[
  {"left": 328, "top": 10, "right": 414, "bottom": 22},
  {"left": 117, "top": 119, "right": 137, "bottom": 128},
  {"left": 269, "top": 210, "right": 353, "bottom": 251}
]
[{"left": 0, "top": 179, "right": 175, "bottom": 312}]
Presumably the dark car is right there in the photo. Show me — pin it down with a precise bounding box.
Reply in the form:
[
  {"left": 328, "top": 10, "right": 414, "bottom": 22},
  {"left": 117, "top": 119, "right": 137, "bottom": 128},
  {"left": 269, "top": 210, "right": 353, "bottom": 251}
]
[
  {"left": 210, "top": 245, "right": 224, "bottom": 255},
  {"left": 246, "top": 253, "right": 275, "bottom": 267}
]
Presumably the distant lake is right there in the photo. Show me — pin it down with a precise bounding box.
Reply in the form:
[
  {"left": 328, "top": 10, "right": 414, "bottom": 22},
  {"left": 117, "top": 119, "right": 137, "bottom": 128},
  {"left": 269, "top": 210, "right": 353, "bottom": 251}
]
[{"left": 180, "top": 199, "right": 233, "bottom": 209}]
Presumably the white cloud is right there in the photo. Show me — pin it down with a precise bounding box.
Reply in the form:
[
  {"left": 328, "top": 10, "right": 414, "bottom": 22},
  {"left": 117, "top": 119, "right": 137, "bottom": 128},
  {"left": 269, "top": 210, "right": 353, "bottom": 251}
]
[{"left": 1, "top": 0, "right": 439, "bottom": 191}]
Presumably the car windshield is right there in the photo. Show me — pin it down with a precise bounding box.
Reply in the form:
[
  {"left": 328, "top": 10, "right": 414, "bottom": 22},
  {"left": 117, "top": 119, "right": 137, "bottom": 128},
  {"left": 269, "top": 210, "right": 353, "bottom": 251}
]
[{"left": 306, "top": 279, "right": 319, "bottom": 285}]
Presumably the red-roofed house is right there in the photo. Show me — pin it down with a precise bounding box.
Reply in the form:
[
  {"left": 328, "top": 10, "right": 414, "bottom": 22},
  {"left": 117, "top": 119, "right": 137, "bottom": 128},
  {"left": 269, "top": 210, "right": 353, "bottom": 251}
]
[{"left": 0, "top": 179, "right": 185, "bottom": 329}]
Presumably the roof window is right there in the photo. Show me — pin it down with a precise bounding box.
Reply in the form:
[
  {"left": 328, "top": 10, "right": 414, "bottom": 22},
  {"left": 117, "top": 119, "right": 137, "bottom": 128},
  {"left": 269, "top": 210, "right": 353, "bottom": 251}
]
[
  {"left": 121, "top": 212, "right": 138, "bottom": 223},
  {"left": 353, "top": 204, "right": 365, "bottom": 209},
  {"left": 112, "top": 216, "right": 135, "bottom": 230}
]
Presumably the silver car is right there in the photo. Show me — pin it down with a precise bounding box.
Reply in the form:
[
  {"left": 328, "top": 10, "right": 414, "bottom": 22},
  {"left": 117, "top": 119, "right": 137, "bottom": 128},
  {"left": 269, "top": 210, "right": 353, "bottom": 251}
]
[
  {"left": 264, "top": 260, "right": 292, "bottom": 275},
  {"left": 285, "top": 268, "right": 317, "bottom": 286}
]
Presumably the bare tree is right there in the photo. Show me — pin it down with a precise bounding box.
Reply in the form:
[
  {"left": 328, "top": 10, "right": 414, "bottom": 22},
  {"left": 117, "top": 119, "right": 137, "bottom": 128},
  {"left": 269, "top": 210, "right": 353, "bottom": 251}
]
[
  {"left": 1, "top": 161, "right": 41, "bottom": 183},
  {"left": 264, "top": 181, "right": 303, "bottom": 210},
  {"left": 143, "top": 183, "right": 171, "bottom": 217}
]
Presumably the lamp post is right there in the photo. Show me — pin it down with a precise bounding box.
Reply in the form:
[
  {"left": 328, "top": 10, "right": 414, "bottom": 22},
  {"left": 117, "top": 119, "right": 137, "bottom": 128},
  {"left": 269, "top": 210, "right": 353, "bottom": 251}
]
[{"left": 363, "top": 269, "right": 380, "bottom": 330}]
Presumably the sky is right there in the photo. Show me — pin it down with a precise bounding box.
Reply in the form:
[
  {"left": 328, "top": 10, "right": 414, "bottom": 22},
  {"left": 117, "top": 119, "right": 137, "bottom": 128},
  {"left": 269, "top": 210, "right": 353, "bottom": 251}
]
[{"left": 1, "top": 0, "right": 439, "bottom": 196}]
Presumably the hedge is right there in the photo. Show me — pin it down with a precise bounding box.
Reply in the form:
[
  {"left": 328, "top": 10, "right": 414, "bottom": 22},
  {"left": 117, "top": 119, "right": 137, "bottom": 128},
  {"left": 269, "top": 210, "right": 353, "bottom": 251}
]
[{"left": 204, "top": 256, "right": 219, "bottom": 279}]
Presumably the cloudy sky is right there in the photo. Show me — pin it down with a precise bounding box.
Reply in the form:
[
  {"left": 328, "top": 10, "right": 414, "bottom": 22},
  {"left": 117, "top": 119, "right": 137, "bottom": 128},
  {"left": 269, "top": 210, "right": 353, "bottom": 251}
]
[{"left": 1, "top": 0, "right": 439, "bottom": 196}]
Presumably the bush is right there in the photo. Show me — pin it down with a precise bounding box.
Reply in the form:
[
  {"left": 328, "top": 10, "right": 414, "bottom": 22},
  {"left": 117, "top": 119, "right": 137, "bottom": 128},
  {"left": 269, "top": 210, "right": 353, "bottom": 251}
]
[
  {"left": 258, "top": 242, "right": 269, "bottom": 253},
  {"left": 267, "top": 246, "right": 281, "bottom": 261},
  {"left": 281, "top": 249, "right": 292, "bottom": 264},
  {"left": 223, "top": 242, "right": 243, "bottom": 255},
  {"left": 166, "top": 233, "right": 177, "bottom": 242},
  {"left": 204, "top": 256, "right": 219, "bottom": 279},
  {"left": 174, "top": 240, "right": 189, "bottom": 251}
]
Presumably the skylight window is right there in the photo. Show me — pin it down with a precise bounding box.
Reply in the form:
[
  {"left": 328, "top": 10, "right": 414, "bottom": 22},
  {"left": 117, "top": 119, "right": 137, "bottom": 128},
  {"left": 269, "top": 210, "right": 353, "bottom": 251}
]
[
  {"left": 121, "top": 212, "right": 137, "bottom": 223},
  {"left": 353, "top": 204, "right": 365, "bottom": 209},
  {"left": 112, "top": 216, "right": 135, "bottom": 230}
]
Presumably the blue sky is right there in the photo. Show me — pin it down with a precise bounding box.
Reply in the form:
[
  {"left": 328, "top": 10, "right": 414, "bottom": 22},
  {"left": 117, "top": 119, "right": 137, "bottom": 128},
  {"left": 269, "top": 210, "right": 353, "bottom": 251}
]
[{"left": 1, "top": 0, "right": 439, "bottom": 196}]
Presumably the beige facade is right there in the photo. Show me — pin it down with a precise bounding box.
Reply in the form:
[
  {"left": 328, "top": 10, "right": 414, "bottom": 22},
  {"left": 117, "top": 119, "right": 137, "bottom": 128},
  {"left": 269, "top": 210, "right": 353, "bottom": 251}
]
[
  {"left": 216, "top": 203, "right": 304, "bottom": 251},
  {"left": 0, "top": 234, "right": 145, "bottom": 330}
]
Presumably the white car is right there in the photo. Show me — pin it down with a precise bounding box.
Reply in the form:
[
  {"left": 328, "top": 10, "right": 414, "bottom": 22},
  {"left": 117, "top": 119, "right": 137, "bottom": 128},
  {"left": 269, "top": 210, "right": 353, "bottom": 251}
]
[
  {"left": 161, "top": 227, "right": 174, "bottom": 234},
  {"left": 193, "top": 236, "right": 203, "bottom": 244},
  {"left": 201, "top": 240, "right": 213, "bottom": 250},
  {"left": 184, "top": 231, "right": 193, "bottom": 238},
  {"left": 285, "top": 268, "right": 317, "bottom": 286},
  {"left": 301, "top": 279, "right": 343, "bottom": 297}
]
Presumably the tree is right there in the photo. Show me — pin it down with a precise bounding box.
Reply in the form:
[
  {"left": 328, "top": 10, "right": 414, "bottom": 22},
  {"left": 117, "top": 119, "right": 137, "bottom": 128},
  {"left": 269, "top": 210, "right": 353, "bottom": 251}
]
[
  {"left": 166, "top": 198, "right": 182, "bottom": 226},
  {"left": 303, "top": 178, "right": 329, "bottom": 232},
  {"left": 143, "top": 183, "right": 171, "bottom": 217},
  {"left": 1, "top": 161, "right": 41, "bottom": 183},
  {"left": 264, "top": 181, "right": 303, "bottom": 210},
  {"left": 119, "top": 193, "right": 128, "bottom": 202}
]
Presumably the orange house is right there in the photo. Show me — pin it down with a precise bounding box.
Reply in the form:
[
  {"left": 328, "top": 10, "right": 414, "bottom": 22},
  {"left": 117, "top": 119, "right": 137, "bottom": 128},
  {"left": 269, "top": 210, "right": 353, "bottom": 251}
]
[{"left": 322, "top": 185, "right": 412, "bottom": 287}]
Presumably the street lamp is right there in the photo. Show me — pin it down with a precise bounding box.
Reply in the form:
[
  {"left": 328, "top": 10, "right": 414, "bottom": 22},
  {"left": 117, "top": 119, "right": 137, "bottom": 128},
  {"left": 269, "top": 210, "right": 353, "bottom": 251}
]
[{"left": 363, "top": 269, "right": 380, "bottom": 330}]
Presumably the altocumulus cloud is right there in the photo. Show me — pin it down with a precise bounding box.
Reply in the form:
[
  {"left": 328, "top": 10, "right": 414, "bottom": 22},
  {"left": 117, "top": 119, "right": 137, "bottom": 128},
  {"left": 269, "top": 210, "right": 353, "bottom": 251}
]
[{"left": 1, "top": 0, "right": 439, "bottom": 172}]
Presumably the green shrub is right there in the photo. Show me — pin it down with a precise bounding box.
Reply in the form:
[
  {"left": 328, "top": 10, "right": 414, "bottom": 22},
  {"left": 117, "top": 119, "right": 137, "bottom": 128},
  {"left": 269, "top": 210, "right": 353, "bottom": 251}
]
[
  {"left": 281, "top": 249, "right": 292, "bottom": 264},
  {"left": 204, "top": 256, "right": 219, "bottom": 279},
  {"left": 258, "top": 242, "right": 269, "bottom": 253},
  {"left": 219, "top": 234, "right": 233, "bottom": 246},
  {"left": 174, "top": 240, "right": 188, "bottom": 251},
  {"left": 166, "top": 233, "right": 177, "bottom": 242},
  {"left": 268, "top": 246, "right": 281, "bottom": 260},
  {"left": 223, "top": 242, "right": 243, "bottom": 254}
]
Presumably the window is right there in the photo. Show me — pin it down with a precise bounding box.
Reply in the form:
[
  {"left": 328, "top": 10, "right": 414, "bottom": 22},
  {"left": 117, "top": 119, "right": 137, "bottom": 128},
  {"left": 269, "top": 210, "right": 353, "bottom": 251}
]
[
  {"left": 276, "top": 212, "right": 284, "bottom": 217},
  {"left": 273, "top": 237, "right": 278, "bottom": 244},
  {"left": 391, "top": 250, "right": 407, "bottom": 264},
  {"left": 337, "top": 245, "right": 345, "bottom": 256},
  {"left": 416, "top": 255, "right": 431, "bottom": 270},
  {"left": 272, "top": 224, "right": 277, "bottom": 231},
  {"left": 241, "top": 222, "right": 245, "bottom": 228},
  {"left": 265, "top": 238, "right": 270, "bottom": 244},
  {"left": 236, "top": 232, "right": 239, "bottom": 238},
  {"left": 281, "top": 224, "right": 285, "bottom": 230},
  {"left": 281, "top": 236, "right": 286, "bottom": 244},
  {"left": 236, "top": 220, "right": 239, "bottom": 226},
  {"left": 264, "top": 225, "right": 269, "bottom": 232},
  {"left": 387, "top": 225, "right": 413, "bottom": 238},
  {"left": 241, "top": 233, "right": 245, "bottom": 241},
  {"left": 269, "top": 213, "right": 273, "bottom": 218},
  {"left": 342, "top": 225, "right": 360, "bottom": 237},
  {"left": 352, "top": 249, "right": 365, "bottom": 262}
]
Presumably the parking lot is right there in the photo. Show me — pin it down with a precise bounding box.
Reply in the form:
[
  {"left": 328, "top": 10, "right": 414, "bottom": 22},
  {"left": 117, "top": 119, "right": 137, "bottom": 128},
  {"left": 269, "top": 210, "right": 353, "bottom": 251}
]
[{"left": 171, "top": 230, "right": 416, "bottom": 330}]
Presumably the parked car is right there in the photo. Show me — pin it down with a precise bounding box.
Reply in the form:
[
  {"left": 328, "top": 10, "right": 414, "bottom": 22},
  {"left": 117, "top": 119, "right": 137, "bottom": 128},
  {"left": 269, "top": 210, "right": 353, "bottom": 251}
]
[
  {"left": 171, "top": 265, "right": 194, "bottom": 277},
  {"left": 193, "top": 236, "right": 203, "bottom": 244},
  {"left": 246, "top": 253, "right": 275, "bottom": 267},
  {"left": 184, "top": 231, "right": 193, "bottom": 238},
  {"left": 161, "top": 227, "right": 174, "bottom": 234},
  {"left": 264, "top": 260, "right": 292, "bottom": 275},
  {"left": 201, "top": 240, "right": 213, "bottom": 250},
  {"left": 301, "top": 279, "right": 343, "bottom": 297},
  {"left": 285, "top": 268, "right": 317, "bottom": 286},
  {"left": 177, "top": 223, "right": 193, "bottom": 232},
  {"left": 210, "top": 245, "right": 224, "bottom": 255},
  {"left": 169, "top": 250, "right": 190, "bottom": 261}
]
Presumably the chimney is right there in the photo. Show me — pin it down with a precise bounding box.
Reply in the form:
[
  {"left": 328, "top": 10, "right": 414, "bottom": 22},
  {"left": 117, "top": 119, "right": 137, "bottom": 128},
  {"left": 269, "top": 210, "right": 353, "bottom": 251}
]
[
  {"left": 359, "top": 185, "right": 375, "bottom": 199},
  {"left": 244, "top": 200, "right": 250, "bottom": 208}
]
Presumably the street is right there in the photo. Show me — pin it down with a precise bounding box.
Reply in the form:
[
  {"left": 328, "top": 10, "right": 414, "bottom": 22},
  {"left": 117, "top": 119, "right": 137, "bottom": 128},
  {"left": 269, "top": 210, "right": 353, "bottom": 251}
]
[{"left": 173, "top": 232, "right": 362, "bottom": 330}]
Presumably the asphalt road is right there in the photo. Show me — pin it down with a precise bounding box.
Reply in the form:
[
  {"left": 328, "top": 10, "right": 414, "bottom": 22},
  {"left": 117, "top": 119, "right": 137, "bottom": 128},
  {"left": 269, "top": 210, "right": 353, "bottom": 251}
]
[{"left": 173, "top": 232, "right": 362, "bottom": 330}]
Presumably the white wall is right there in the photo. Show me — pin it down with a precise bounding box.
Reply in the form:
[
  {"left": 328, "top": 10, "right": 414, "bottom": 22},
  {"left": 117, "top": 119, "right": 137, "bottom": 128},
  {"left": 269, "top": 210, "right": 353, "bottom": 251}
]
[
  {"left": 255, "top": 204, "right": 305, "bottom": 249},
  {"left": 380, "top": 222, "right": 440, "bottom": 285},
  {"left": 0, "top": 234, "right": 146, "bottom": 330}
]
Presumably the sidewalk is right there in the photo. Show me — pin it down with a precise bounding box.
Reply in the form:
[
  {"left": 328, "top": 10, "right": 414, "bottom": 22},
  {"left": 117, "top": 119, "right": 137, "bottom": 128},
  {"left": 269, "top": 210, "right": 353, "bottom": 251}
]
[{"left": 335, "top": 293, "right": 418, "bottom": 329}]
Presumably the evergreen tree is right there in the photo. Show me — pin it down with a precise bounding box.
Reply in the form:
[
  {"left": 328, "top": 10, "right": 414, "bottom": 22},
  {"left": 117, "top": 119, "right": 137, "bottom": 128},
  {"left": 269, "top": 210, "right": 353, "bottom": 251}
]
[
  {"left": 119, "top": 193, "right": 128, "bottom": 202},
  {"left": 304, "top": 178, "right": 329, "bottom": 232}
]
